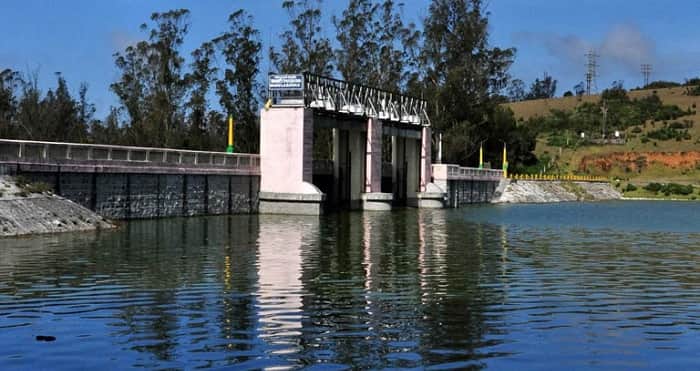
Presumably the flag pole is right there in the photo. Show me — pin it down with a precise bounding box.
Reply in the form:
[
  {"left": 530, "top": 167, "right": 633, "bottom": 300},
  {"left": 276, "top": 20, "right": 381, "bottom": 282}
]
[{"left": 227, "top": 115, "right": 234, "bottom": 153}]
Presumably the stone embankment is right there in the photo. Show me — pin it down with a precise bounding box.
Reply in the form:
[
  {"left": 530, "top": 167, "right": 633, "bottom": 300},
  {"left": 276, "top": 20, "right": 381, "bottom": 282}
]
[
  {"left": 493, "top": 180, "right": 622, "bottom": 203},
  {"left": 0, "top": 176, "right": 113, "bottom": 237}
]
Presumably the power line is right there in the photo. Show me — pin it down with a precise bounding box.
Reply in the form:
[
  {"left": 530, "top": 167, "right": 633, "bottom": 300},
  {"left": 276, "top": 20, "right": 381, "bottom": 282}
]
[
  {"left": 641, "top": 64, "right": 652, "bottom": 87},
  {"left": 585, "top": 50, "right": 599, "bottom": 96}
]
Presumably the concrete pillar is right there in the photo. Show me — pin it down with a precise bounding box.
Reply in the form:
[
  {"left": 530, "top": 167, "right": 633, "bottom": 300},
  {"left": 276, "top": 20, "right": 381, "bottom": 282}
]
[
  {"left": 365, "top": 118, "right": 382, "bottom": 193},
  {"left": 420, "top": 126, "right": 432, "bottom": 193},
  {"left": 332, "top": 128, "right": 340, "bottom": 206},
  {"left": 348, "top": 129, "right": 365, "bottom": 209},
  {"left": 361, "top": 117, "right": 393, "bottom": 210},
  {"left": 412, "top": 128, "right": 447, "bottom": 209},
  {"left": 391, "top": 135, "right": 399, "bottom": 197},
  {"left": 259, "top": 107, "right": 324, "bottom": 215},
  {"left": 405, "top": 138, "right": 419, "bottom": 202}
]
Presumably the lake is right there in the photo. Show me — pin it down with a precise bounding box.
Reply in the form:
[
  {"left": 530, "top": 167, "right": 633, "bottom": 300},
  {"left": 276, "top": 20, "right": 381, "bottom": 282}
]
[{"left": 2, "top": 201, "right": 700, "bottom": 369}]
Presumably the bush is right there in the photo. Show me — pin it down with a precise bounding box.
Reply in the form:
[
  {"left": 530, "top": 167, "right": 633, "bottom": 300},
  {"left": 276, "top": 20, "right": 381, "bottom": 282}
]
[
  {"left": 685, "top": 77, "right": 700, "bottom": 86},
  {"left": 686, "top": 85, "right": 700, "bottom": 96},
  {"left": 645, "top": 182, "right": 662, "bottom": 192},
  {"left": 664, "top": 183, "right": 694, "bottom": 195},
  {"left": 669, "top": 121, "right": 691, "bottom": 129},
  {"left": 644, "top": 182, "right": 694, "bottom": 196},
  {"left": 624, "top": 183, "right": 638, "bottom": 192},
  {"left": 13, "top": 175, "right": 52, "bottom": 195},
  {"left": 646, "top": 127, "right": 690, "bottom": 141},
  {"left": 645, "top": 81, "right": 681, "bottom": 89},
  {"left": 546, "top": 133, "right": 576, "bottom": 147},
  {"left": 653, "top": 105, "right": 686, "bottom": 121}
]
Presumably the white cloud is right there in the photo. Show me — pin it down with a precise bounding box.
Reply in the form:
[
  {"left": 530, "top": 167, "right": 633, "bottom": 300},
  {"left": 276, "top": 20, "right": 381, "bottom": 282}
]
[
  {"left": 514, "top": 24, "right": 656, "bottom": 75},
  {"left": 600, "top": 24, "right": 655, "bottom": 70}
]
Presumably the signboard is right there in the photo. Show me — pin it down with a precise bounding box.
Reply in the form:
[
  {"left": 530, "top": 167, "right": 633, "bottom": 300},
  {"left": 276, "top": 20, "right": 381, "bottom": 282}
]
[{"left": 269, "top": 74, "right": 304, "bottom": 91}]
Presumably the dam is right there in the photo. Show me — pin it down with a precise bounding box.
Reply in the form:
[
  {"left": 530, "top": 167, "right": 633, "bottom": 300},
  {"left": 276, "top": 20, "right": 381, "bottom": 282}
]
[{"left": 0, "top": 73, "right": 507, "bottom": 218}]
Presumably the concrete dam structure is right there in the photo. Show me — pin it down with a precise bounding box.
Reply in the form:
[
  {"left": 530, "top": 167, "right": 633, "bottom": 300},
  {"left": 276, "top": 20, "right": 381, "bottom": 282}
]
[
  {"left": 258, "top": 73, "right": 440, "bottom": 214},
  {"left": 0, "top": 74, "right": 506, "bottom": 219},
  {"left": 0, "top": 140, "right": 259, "bottom": 219}
]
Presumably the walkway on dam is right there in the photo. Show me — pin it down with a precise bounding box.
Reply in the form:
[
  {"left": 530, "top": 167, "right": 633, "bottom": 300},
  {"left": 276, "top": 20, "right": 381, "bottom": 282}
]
[
  {"left": 0, "top": 136, "right": 504, "bottom": 218},
  {"left": 0, "top": 73, "right": 509, "bottom": 217}
]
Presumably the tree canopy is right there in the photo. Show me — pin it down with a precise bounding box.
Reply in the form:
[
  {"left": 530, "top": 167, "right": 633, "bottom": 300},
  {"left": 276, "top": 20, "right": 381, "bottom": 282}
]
[{"left": 1, "top": 0, "right": 539, "bottom": 169}]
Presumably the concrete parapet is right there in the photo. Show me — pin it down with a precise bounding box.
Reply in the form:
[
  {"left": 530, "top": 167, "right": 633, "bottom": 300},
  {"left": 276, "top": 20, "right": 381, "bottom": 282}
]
[
  {"left": 361, "top": 192, "right": 393, "bottom": 211},
  {"left": 408, "top": 183, "right": 446, "bottom": 208},
  {"left": 259, "top": 191, "right": 325, "bottom": 215},
  {"left": 410, "top": 192, "right": 446, "bottom": 209}
]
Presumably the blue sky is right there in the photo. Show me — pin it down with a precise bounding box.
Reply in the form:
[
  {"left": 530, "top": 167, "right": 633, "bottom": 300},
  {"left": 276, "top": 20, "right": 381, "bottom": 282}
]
[{"left": 1, "top": 0, "right": 699, "bottom": 117}]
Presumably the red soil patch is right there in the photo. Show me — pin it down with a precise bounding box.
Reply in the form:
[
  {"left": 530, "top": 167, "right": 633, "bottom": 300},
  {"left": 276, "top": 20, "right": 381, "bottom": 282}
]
[{"left": 579, "top": 151, "right": 700, "bottom": 172}]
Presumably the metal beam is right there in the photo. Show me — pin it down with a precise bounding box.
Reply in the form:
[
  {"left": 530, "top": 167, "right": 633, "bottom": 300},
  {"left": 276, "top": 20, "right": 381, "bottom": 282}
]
[{"left": 268, "top": 73, "right": 431, "bottom": 127}]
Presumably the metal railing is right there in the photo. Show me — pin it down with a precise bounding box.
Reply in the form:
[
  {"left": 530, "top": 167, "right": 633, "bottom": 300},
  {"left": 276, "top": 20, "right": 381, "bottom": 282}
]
[
  {"left": 268, "top": 73, "right": 430, "bottom": 127},
  {"left": 445, "top": 165, "right": 503, "bottom": 181},
  {"left": 304, "top": 73, "right": 430, "bottom": 126},
  {"left": 0, "top": 139, "right": 260, "bottom": 174},
  {"left": 510, "top": 173, "right": 608, "bottom": 182}
]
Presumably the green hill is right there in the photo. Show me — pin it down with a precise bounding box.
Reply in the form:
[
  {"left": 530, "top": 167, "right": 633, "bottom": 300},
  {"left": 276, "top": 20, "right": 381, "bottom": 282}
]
[{"left": 504, "top": 85, "right": 700, "bottom": 189}]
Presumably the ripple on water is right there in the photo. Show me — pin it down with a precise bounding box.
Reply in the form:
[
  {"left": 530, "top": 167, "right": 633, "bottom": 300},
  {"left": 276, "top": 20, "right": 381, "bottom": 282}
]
[{"left": 0, "top": 205, "right": 700, "bottom": 369}]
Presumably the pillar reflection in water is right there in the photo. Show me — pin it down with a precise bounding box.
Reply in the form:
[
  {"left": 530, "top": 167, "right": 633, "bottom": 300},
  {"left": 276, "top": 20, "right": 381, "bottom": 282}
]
[
  {"left": 417, "top": 209, "right": 449, "bottom": 305},
  {"left": 359, "top": 211, "right": 426, "bottom": 367},
  {"left": 255, "top": 215, "right": 318, "bottom": 362}
]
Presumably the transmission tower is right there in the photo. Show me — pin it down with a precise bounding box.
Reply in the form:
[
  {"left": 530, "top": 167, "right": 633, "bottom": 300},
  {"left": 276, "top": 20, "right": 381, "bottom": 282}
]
[
  {"left": 641, "top": 64, "right": 652, "bottom": 87},
  {"left": 585, "top": 50, "right": 599, "bottom": 95}
]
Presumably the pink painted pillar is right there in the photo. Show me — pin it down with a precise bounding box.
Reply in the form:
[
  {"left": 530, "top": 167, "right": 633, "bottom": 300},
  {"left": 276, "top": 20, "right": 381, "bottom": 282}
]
[
  {"left": 364, "top": 117, "right": 383, "bottom": 193},
  {"left": 259, "top": 107, "right": 317, "bottom": 194},
  {"left": 420, "top": 126, "right": 432, "bottom": 192}
]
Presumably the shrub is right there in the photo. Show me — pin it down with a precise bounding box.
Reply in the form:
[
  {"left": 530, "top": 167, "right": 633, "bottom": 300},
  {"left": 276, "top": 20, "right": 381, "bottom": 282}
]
[
  {"left": 645, "top": 182, "right": 662, "bottom": 192},
  {"left": 664, "top": 183, "right": 694, "bottom": 195},
  {"left": 686, "top": 85, "right": 700, "bottom": 96},
  {"left": 669, "top": 121, "right": 690, "bottom": 129},
  {"left": 645, "top": 81, "right": 681, "bottom": 89},
  {"left": 646, "top": 127, "right": 690, "bottom": 141},
  {"left": 685, "top": 77, "right": 700, "bottom": 86},
  {"left": 644, "top": 182, "right": 694, "bottom": 196},
  {"left": 23, "top": 181, "right": 52, "bottom": 194},
  {"left": 624, "top": 183, "right": 638, "bottom": 192},
  {"left": 13, "top": 176, "right": 52, "bottom": 195}
]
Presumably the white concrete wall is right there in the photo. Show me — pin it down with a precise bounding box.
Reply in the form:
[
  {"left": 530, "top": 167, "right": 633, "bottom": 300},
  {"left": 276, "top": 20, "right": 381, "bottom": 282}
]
[{"left": 259, "top": 107, "right": 319, "bottom": 195}]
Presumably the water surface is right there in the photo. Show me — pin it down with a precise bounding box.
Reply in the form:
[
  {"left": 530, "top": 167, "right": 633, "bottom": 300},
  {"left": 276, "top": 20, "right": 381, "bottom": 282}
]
[{"left": 1, "top": 201, "right": 700, "bottom": 369}]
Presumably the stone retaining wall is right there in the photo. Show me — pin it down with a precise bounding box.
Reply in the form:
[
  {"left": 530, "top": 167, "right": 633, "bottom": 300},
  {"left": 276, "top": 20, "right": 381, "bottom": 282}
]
[
  {"left": 14, "top": 170, "right": 259, "bottom": 220},
  {"left": 493, "top": 180, "right": 622, "bottom": 203},
  {"left": 0, "top": 176, "right": 114, "bottom": 237}
]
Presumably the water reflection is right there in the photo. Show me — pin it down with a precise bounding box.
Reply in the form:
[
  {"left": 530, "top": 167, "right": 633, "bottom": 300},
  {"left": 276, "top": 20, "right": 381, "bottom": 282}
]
[{"left": 2, "top": 202, "right": 700, "bottom": 369}]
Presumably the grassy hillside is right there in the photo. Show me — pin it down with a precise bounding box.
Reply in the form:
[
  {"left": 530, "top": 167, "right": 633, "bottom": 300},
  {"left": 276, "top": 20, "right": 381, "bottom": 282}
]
[
  {"left": 504, "top": 86, "right": 700, "bottom": 186},
  {"left": 506, "top": 86, "right": 700, "bottom": 121}
]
